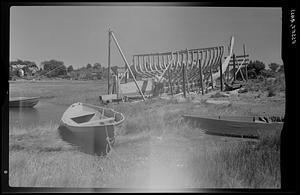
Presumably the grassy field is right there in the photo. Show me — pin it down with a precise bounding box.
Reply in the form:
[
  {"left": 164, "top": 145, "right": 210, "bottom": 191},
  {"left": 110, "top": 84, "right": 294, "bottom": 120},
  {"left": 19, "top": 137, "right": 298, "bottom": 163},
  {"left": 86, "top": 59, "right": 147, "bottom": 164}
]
[{"left": 8, "top": 79, "right": 284, "bottom": 190}]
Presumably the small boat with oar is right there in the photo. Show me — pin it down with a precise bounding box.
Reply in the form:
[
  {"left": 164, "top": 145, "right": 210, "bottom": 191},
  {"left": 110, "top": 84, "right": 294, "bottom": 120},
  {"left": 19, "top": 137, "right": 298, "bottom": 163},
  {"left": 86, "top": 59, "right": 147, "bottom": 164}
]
[
  {"left": 60, "top": 102, "right": 125, "bottom": 154},
  {"left": 182, "top": 114, "right": 284, "bottom": 139},
  {"left": 9, "top": 96, "right": 39, "bottom": 108}
]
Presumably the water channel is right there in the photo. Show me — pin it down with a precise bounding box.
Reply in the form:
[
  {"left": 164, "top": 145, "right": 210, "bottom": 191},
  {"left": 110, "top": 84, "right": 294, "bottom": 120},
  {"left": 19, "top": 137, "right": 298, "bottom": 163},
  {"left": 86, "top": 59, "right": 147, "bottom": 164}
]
[{"left": 9, "top": 100, "right": 68, "bottom": 129}]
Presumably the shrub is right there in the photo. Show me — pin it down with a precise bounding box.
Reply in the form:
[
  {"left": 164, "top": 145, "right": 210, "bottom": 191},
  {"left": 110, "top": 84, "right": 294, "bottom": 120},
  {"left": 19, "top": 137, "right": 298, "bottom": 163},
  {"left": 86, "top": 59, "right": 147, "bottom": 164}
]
[
  {"left": 267, "top": 86, "right": 276, "bottom": 97},
  {"left": 248, "top": 60, "right": 266, "bottom": 76}
]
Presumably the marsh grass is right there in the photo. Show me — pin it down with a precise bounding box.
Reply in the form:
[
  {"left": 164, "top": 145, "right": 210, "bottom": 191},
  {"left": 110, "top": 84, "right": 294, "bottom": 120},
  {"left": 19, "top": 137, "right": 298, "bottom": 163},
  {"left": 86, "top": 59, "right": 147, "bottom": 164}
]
[
  {"left": 187, "top": 133, "right": 281, "bottom": 188},
  {"left": 9, "top": 107, "right": 281, "bottom": 188},
  {"left": 245, "top": 73, "right": 285, "bottom": 96},
  {"left": 8, "top": 80, "right": 282, "bottom": 189}
]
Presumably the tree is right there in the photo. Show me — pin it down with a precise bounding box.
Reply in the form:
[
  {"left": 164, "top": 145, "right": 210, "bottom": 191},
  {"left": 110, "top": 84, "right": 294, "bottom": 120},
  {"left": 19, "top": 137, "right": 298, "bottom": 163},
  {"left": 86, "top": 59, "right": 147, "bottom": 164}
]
[
  {"left": 41, "top": 60, "right": 67, "bottom": 77},
  {"left": 278, "top": 65, "right": 284, "bottom": 72},
  {"left": 247, "top": 60, "right": 266, "bottom": 76},
  {"left": 93, "top": 63, "right": 101, "bottom": 69},
  {"left": 269, "top": 63, "right": 280, "bottom": 72},
  {"left": 86, "top": 63, "right": 92, "bottom": 69},
  {"left": 67, "top": 65, "right": 74, "bottom": 72},
  {"left": 10, "top": 59, "right": 37, "bottom": 68}
]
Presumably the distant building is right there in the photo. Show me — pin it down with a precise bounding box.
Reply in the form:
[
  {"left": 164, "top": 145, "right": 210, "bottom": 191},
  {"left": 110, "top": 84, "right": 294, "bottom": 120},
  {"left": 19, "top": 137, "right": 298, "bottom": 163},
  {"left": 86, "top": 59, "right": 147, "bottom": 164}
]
[
  {"left": 10, "top": 64, "right": 39, "bottom": 77},
  {"left": 18, "top": 69, "right": 24, "bottom": 77}
]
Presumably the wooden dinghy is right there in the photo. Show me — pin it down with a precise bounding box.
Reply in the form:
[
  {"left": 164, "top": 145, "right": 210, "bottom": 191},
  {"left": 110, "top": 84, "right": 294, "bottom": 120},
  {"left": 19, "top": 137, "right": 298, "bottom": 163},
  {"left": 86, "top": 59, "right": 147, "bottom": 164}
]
[
  {"left": 60, "top": 102, "right": 125, "bottom": 150},
  {"left": 9, "top": 97, "right": 39, "bottom": 108},
  {"left": 182, "top": 115, "right": 284, "bottom": 139}
]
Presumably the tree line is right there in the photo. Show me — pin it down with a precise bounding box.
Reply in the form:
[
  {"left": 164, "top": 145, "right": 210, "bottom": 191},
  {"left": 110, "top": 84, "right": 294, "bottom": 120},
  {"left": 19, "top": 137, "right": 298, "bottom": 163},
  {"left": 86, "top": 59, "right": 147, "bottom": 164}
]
[
  {"left": 10, "top": 59, "right": 284, "bottom": 80},
  {"left": 235, "top": 60, "right": 284, "bottom": 81},
  {"left": 9, "top": 59, "right": 107, "bottom": 79}
]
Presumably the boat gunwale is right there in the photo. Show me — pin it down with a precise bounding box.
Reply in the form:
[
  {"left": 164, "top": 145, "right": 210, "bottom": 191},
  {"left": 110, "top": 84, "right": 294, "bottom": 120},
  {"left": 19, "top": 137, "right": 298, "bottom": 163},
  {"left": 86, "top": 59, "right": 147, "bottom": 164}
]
[
  {"left": 182, "top": 114, "right": 284, "bottom": 125},
  {"left": 9, "top": 96, "right": 40, "bottom": 102},
  {"left": 61, "top": 102, "right": 125, "bottom": 128}
]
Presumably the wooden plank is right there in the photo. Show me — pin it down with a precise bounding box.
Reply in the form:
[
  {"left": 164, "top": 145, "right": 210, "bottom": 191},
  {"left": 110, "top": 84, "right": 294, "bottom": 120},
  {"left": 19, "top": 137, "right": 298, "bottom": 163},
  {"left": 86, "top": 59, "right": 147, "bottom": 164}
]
[
  {"left": 229, "top": 58, "right": 250, "bottom": 61},
  {"left": 228, "top": 59, "right": 250, "bottom": 63},
  {"left": 224, "top": 54, "right": 249, "bottom": 59}
]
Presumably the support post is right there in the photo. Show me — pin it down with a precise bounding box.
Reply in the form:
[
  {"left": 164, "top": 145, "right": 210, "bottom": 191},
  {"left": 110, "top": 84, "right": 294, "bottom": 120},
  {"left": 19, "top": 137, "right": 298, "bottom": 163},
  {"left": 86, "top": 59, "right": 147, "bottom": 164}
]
[
  {"left": 110, "top": 31, "right": 146, "bottom": 101},
  {"left": 167, "top": 64, "right": 173, "bottom": 96},
  {"left": 125, "top": 62, "right": 128, "bottom": 83},
  {"left": 199, "top": 57, "right": 204, "bottom": 95},
  {"left": 226, "top": 65, "right": 230, "bottom": 83},
  {"left": 108, "top": 29, "right": 111, "bottom": 94},
  {"left": 219, "top": 55, "right": 223, "bottom": 91},
  {"left": 209, "top": 65, "right": 213, "bottom": 90},
  {"left": 243, "top": 44, "right": 248, "bottom": 82},
  {"left": 185, "top": 49, "right": 190, "bottom": 94},
  {"left": 233, "top": 53, "right": 236, "bottom": 82},
  {"left": 182, "top": 54, "right": 186, "bottom": 98}
]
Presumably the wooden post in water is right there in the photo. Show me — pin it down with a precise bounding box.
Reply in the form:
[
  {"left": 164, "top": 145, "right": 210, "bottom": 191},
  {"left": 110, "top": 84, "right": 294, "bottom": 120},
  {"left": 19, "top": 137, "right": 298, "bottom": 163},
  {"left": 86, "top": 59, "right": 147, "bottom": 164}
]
[{"left": 108, "top": 29, "right": 111, "bottom": 94}]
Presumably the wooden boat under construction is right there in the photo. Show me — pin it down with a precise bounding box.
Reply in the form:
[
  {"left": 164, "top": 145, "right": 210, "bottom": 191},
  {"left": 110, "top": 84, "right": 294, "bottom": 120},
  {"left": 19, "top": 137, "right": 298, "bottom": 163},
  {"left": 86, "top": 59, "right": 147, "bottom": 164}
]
[
  {"left": 9, "top": 97, "right": 39, "bottom": 108},
  {"left": 182, "top": 114, "right": 284, "bottom": 139},
  {"left": 60, "top": 102, "right": 125, "bottom": 152}
]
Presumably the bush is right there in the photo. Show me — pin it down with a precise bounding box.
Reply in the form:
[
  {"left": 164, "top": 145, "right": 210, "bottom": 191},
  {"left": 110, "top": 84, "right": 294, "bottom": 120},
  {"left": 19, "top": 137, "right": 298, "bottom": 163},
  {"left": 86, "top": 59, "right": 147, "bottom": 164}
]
[
  {"left": 267, "top": 87, "right": 276, "bottom": 97},
  {"left": 261, "top": 69, "right": 275, "bottom": 78},
  {"left": 248, "top": 60, "right": 266, "bottom": 76}
]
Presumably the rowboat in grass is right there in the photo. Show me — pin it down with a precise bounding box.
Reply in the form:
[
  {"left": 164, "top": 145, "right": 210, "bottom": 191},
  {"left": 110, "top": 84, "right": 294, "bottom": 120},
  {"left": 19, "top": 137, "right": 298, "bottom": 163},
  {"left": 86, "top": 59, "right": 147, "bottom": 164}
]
[
  {"left": 9, "top": 97, "right": 39, "bottom": 108},
  {"left": 60, "top": 102, "right": 125, "bottom": 154},
  {"left": 182, "top": 115, "right": 284, "bottom": 139}
]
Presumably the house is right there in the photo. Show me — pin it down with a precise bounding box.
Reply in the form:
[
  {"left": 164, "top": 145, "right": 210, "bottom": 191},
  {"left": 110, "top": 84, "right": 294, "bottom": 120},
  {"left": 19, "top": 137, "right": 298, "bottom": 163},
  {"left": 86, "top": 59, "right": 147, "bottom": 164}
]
[{"left": 10, "top": 64, "right": 39, "bottom": 77}]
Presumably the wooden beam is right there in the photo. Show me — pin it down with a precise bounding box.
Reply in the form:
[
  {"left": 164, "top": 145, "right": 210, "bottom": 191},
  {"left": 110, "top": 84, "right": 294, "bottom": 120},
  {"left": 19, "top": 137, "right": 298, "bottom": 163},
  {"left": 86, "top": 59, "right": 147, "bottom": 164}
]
[
  {"left": 125, "top": 62, "right": 128, "bottom": 83},
  {"left": 108, "top": 29, "right": 111, "bottom": 94},
  {"left": 243, "top": 44, "right": 248, "bottom": 82},
  {"left": 199, "top": 56, "right": 204, "bottom": 95},
  {"left": 226, "top": 65, "right": 230, "bottom": 83},
  {"left": 209, "top": 54, "right": 214, "bottom": 90},
  {"left": 110, "top": 31, "right": 146, "bottom": 101},
  {"left": 182, "top": 53, "right": 186, "bottom": 98},
  {"left": 220, "top": 53, "right": 223, "bottom": 91},
  {"left": 228, "top": 59, "right": 250, "bottom": 63},
  {"left": 233, "top": 53, "right": 236, "bottom": 82},
  {"left": 167, "top": 64, "right": 173, "bottom": 95},
  {"left": 224, "top": 54, "right": 249, "bottom": 59},
  {"left": 186, "top": 49, "right": 190, "bottom": 93}
]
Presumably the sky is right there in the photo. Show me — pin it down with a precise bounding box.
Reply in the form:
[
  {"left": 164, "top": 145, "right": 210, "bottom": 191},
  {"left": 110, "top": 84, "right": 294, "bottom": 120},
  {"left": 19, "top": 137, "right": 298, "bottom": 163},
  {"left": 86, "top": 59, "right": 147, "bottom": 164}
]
[{"left": 10, "top": 6, "right": 282, "bottom": 69}]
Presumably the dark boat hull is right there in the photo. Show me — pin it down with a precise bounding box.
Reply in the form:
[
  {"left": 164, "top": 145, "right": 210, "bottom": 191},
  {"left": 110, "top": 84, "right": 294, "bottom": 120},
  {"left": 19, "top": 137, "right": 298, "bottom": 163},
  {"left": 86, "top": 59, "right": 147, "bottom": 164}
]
[
  {"left": 9, "top": 97, "right": 39, "bottom": 108},
  {"left": 58, "top": 124, "right": 115, "bottom": 155},
  {"left": 182, "top": 115, "right": 284, "bottom": 139}
]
